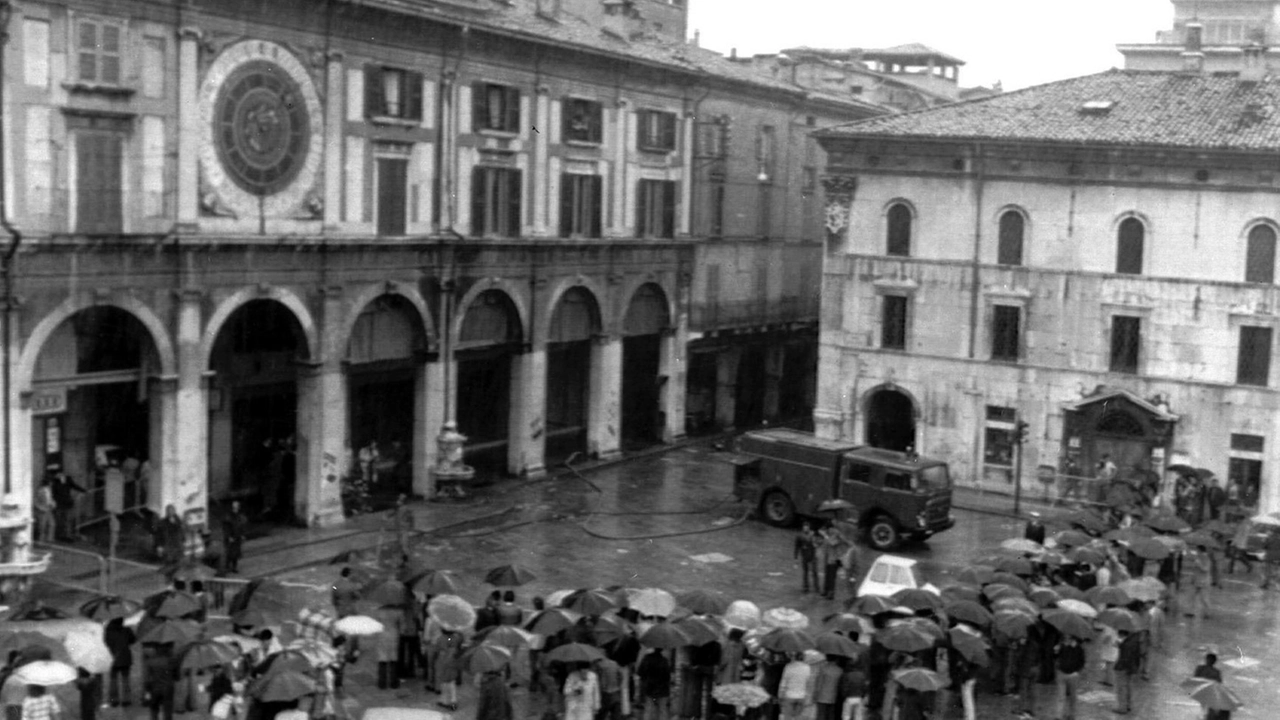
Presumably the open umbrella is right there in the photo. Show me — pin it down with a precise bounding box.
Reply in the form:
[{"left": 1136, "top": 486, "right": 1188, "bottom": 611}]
[
  {"left": 476, "top": 624, "right": 535, "bottom": 650},
  {"left": 139, "top": 619, "right": 200, "bottom": 646},
  {"left": 1064, "top": 509, "right": 1109, "bottom": 534},
  {"left": 79, "top": 596, "right": 142, "bottom": 623},
  {"left": 640, "top": 623, "right": 693, "bottom": 649},
  {"left": 723, "top": 601, "right": 761, "bottom": 631},
  {"left": 1097, "top": 608, "right": 1144, "bottom": 632},
  {"left": 63, "top": 631, "right": 112, "bottom": 674},
  {"left": 1066, "top": 546, "right": 1107, "bottom": 566},
  {"left": 525, "top": 608, "right": 582, "bottom": 636},
  {"left": 892, "top": 667, "right": 945, "bottom": 692},
  {"left": 989, "top": 573, "right": 1030, "bottom": 593},
  {"left": 1116, "top": 578, "right": 1164, "bottom": 603},
  {"left": 954, "top": 565, "right": 995, "bottom": 586},
  {"left": 946, "top": 627, "right": 989, "bottom": 666},
  {"left": 814, "top": 632, "right": 862, "bottom": 658},
  {"left": 1050, "top": 584, "right": 1087, "bottom": 602},
  {"left": 1105, "top": 526, "right": 1155, "bottom": 543},
  {"left": 759, "top": 628, "right": 815, "bottom": 654},
  {"left": 1184, "top": 531, "right": 1222, "bottom": 550},
  {"left": 1041, "top": 608, "right": 1094, "bottom": 639},
  {"left": 485, "top": 564, "right": 538, "bottom": 587},
  {"left": 143, "top": 589, "right": 203, "bottom": 620},
  {"left": 568, "top": 589, "right": 620, "bottom": 617},
  {"left": 995, "top": 557, "right": 1034, "bottom": 576},
  {"left": 1052, "top": 530, "right": 1091, "bottom": 548},
  {"left": 1028, "top": 588, "right": 1061, "bottom": 608},
  {"left": 249, "top": 670, "right": 318, "bottom": 702},
  {"left": 410, "top": 570, "right": 463, "bottom": 596},
  {"left": 175, "top": 638, "right": 239, "bottom": 671},
  {"left": 463, "top": 644, "right": 512, "bottom": 674},
  {"left": 982, "top": 584, "right": 1023, "bottom": 602},
  {"left": 823, "top": 613, "right": 863, "bottom": 634},
  {"left": 6, "top": 602, "right": 70, "bottom": 621},
  {"left": 545, "top": 643, "right": 605, "bottom": 663},
  {"left": 0, "top": 631, "right": 67, "bottom": 662},
  {"left": 944, "top": 601, "right": 992, "bottom": 629},
  {"left": 992, "top": 597, "right": 1039, "bottom": 618},
  {"left": 163, "top": 558, "right": 218, "bottom": 583},
  {"left": 890, "top": 588, "right": 942, "bottom": 612},
  {"left": 1145, "top": 514, "right": 1190, "bottom": 533},
  {"left": 428, "top": 594, "right": 477, "bottom": 632},
  {"left": 1057, "top": 599, "right": 1098, "bottom": 618},
  {"left": 850, "top": 595, "right": 896, "bottom": 616},
  {"left": 877, "top": 623, "right": 935, "bottom": 653},
  {"left": 1186, "top": 679, "right": 1244, "bottom": 712},
  {"left": 627, "top": 588, "right": 676, "bottom": 618},
  {"left": 761, "top": 607, "right": 809, "bottom": 630},
  {"left": 11, "top": 660, "right": 77, "bottom": 686},
  {"left": 1165, "top": 464, "right": 1197, "bottom": 476},
  {"left": 1127, "top": 537, "right": 1171, "bottom": 561},
  {"left": 992, "top": 611, "right": 1034, "bottom": 640},
  {"left": 361, "top": 578, "right": 409, "bottom": 607},
  {"left": 230, "top": 607, "right": 273, "bottom": 628},
  {"left": 1087, "top": 586, "right": 1131, "bottom": 608},
  {"left": 333, "top": 615, "right": 383, "bottom": 636},
  {"left": 1000, "top": 538, "right": 1043, "bottom": 555},
  {"left": 940, "top": 584, "right": 982, "bottom": 605},
  {"left": 285, "top": 640, "right": 338, "bottom": 668},
  {"left": 676, "top": 589, "right": 729, "bottom": 616},
  {"left": 674, "top": 616, "right": 722, "bottom": 646},
  {"left": 1037, "top": 551, "right": 1068, "bottom": 567},
  {"left": 257, "top": 650, "right": 314, "bottom": 678}
]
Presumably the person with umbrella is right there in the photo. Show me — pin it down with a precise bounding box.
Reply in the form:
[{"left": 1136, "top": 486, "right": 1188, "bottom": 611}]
[
  {"left": 564, "top": 661, "right": 600, "bottom": 720},
  {"left": 794, "top": 523, "right": 819, "bottom": 594},
  {"left": 836, "top": 654, "right": 867, "bottom": 720},
  {"left": 1054, "top": 633, "right": 1085, "bottom": 720},
  {"left": 373, "top": 604, "right": 401, "bottom": 690},
  {"left": 1193, "top": 653, "right": 1234, "bottom": 720},
  {"left": 636, "top": 647, "right": 671, "bottom": 720},
  {"left": 812, "top": 654, "right": 843, "bottom": 720},
  {"left": 595, "top": 655, "right": 622, "bottom": 720},
  {"left": 1112, "top": 629, "right": 1141, "bottom": 715},
  {"left": 142, "top": 645, "right": 176, "bottom": 720},
  {"left": 433, "top": 630, "right": 463, "bottom": 711},
  {"left": 777, "top": 653, "right": 811, "bottom": 720},
  {"left": 20, "top": 685, "right": 60, "bottom": 720},
  {"left": 818, "top": 524, "right": 848, "bottom": 600},
  {"left": 209, "top": 682, "right": 244, "bottom": 720},
  {"left": 103, "top": 618, "right": 135, "bottom": 707},
  {"left": 1024, "top": 512, "right": 1046, "bottom": 545},
  {"left": 477, "top": 668, "right": 513, "bottom": 720},
  {"left": 75, "top": 668, "right": 100, "bottom": 720}
]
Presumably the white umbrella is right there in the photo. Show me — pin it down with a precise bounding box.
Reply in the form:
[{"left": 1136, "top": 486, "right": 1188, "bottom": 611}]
[
  {"left": 723, "top": 600, "right": 762, "bottom": 631},
  {"left": 333, "top": 615, "right": 383, "bottom": 637},
  {"left": 546, "top": 589, "right": 575, "bottom": 608},
  {"left": 64, "top": 630, "right": 113, "bottom": 674},
  {"left": 762, "top": 607, "right": 809, "bottom": 630},
  {"left": 626, "top": 588, "right": 676, "bottom": 617},
  {"left": 12, "top": 660, "right": 77, "bottom": 686},
  {"left": 1057, "top": 599, "right": 1099, "bottom": 619}
]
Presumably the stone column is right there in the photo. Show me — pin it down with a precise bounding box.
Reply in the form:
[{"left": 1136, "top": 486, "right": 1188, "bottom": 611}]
[
  {"left": 415, "top": 358, "right": 448, "bottom": 498},
  {"left": 658, "top": 326, "right": 686, "bottom": 443},
  {"left": 508, "top": 346, "right": 547, "bottom": 478},
  {"left": 714, "top": 347, "right": 742, "bottom": 430},
  {"left": 323, "top": 51, "right": 345, "bottom": 228},
  {"left": 176, "top": 27, "right": 202, "bottom": 226},
  {"left": 587, "top": 334, "right": 622, "bottom": 460},
  {"left": 6, "top": 297, "right": 30, "bottom": 519},
  {"left": 149, "top": 290, "right": 209, "bottom": 517},
  {"left": 296, "top": 361, "right": 347, "bottom": 526}
]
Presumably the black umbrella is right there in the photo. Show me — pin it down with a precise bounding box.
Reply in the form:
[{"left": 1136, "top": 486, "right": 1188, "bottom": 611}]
[
  {"left": 79, "top": 595, "right": 142, "bottom": 622},
  {"left": 545, "top": 643, "right": 605, "bottom": 663},
  {"left": 640, "top": 623, "right": 693, "bottom": 649},
  {"left": 145, "top": 589, "right": 203, "bottom": 619},
  {"left": 485, "top": 564, "right": 537, "bottom": 587},
  {"left": 759, "top": 628, "right": 816, "bottom": 654},
  {"left": 249, "top": 670, "right": 317, "bottom": 702},
  {"left": 676, "top": 589, "right": 729, "bottom": 616}
]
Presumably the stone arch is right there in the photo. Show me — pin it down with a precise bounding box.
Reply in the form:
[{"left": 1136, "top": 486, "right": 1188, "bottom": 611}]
[
  {"left": 994, "top": 204, "right": 1029, "bottom": 266},
  {"left": 882, "top": 198, "right": 916, "bottom": 257},
  {"left": 200, "top": 286, "right": 319, "bottom": 369},
  {"left": 861, "top": 382, "right": 919, "bottom": 452},
  {"left": 452, "top": 279, "right": 529, "bottom": 350},
  {"left": 859, "top": 381, "right": 922, "bottom": 419},
  {"left": 617, "top": 277, "right": 675, "bottom": 334},
  {"left": 541, "top": 276, "right": 609, "bottom": 341},
  {"left": 16, "top": 294, "right": 177, "bottom": 390},
  {"left": 334, "top": 281, "right": 435, "bottom": 361},
  {"left": 621, "top": 282, "right": 672, "bottom": 336}
]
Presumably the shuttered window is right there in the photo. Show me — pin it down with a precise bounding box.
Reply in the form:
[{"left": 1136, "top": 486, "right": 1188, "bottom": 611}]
[
  {"left": 991, "top": 305, "right": 1021, "bottom": 361},
  {"left": 1116, "top": 217, "right": 1145, "bottom": 274},
  {"left": 563, "top": 98, "right": 603, "bottom": 144},
  {"left": 471, "top": 167, "right": 522, "bottom": 238},
  {"left": 637, "top": 110, "right": 677, "bottom": 152},
  {"left": 77, "top": 19, "right": 122, "bottom": 85},
  {"left": 365, "top": 66, "right": 424, "bottom": 121},
  {"left": 636, "top": 180, "right": 676, "bottom": 238},
  {"left": 559, "top": 174, "right": 603, "bottom": 238},
  {"left": 473, "top": 83, "right": 520, "bottom": 132},
  {"left": 75, "top": 132, "right": 124, "bottom": 234},
  {"left": 376, "top": 157, "right": 409, "bottom": 236},
  {"left": 1246, "top": 225, "right": 1277, "bottom": 283}
]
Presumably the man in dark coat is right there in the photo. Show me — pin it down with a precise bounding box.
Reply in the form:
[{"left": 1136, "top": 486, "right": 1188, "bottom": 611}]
[
  {"left": 52, "top": 473, "right": 86, "bottom": 541},
  {"left": 104, "top": 618, "right": 135, "bottom": 706},
  {"left": 475, "top": 671, "right": 513, "bottom": 720},
  {"left": 636, "top": 648, "right": 671, "bottom": 720},
  {"left": 143, "top": 646, "right": 176, "bottom": 720},
  {"left": 1024, "top": 512, "right": 1046, "bottom": 545},
  {"left": 1113, "top": 630, "right": 1142, "bottom": 715},
  {"left": 221, "top": 501, "right": 248, "bottom": 574},
  {"left": 794, "top": 523, "right": 819, "bottom": 593}
]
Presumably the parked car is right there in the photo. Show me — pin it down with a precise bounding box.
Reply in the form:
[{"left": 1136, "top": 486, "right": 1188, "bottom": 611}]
[{"left": 856, "top": 554, "right": 939, "bottom": 598}]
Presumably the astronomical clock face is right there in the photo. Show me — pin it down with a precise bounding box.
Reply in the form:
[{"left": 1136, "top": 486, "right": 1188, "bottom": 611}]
[{"left": 199, "top": 40, "right": 323, "bottom": 218}]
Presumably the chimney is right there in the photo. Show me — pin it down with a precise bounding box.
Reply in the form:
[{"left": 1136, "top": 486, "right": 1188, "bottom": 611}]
[
  {"left": 692, "top": 29, "right": 700, "bottom": 48},
  {"left": 1181, "top": 22, "right": 1205, "bottom": 72},
  {"left": 730, "top": 47, "right": 737, "bottom": 60},
  {"left": 1242, "top": 43, "right": 1267, "bottom": 82}
]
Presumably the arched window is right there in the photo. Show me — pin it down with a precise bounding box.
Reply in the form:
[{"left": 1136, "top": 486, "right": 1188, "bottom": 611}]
[
  {"left": 1116, "top": 217, "right": 1145, "bottom": 275},
  {"left": 886, "top": 203, "right": 912, "bottom": 257},
  {"left": 997, "top": 210, "right": 1025, "bottom": 266},
  {"left": 1246, "top": 224, "right": 1277, "bottom": 283}
]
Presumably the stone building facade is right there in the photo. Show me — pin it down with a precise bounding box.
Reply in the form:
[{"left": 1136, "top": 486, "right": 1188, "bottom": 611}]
[
  {"left": 816, "top": 69, "right": 1280, "bottom": 515},
  {"left": 0, "top": 0, "right": 874, "bottom": 532}
]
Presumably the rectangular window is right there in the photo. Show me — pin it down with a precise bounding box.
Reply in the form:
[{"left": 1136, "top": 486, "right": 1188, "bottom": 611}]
[
  {"left": 1231, "top": 433, "right": 1265, "bottom": 452},
  {"left": 562, "top": 98, "right": 603, "bottom": 144},
  {"left": 695, "top": 121, "right": 725, "bottom": 158},
  {"left": 984, "top": 427, "right": 1015, "bottom": 468},
  {"left": 559, "top": 173, "right": 603, "bottom": 238},
  {"left": 1109, "top": 316, "right": 1141, "bottom": 373},
  {"left": 376, "top": 156, "right": 409, "bottom": 236},
  {"left": 141, "top": 36, "right": 165, "bottom": 98},
  {"left": 75, "top": 131, "right": 124, "bottom": 234},
  {"left": 76, "top": 19, "right": 122, "bottom": 85},
  {"left": 991, "top": 305, "right": 1021, "bottom": 361},
  {"left": 1236, "top": 325, "right": 1273, "bottom": 386},
  {"left": 140, "top": 116, "right": 165, "bottom": 218},
  {"left": 1228, "top": 457, "right": 1262, "bottom": 508},
  {"left": 472, "top": 83, "right": 520, "bottom": 133},
  {"left": 366, "top": 66, "right": 424, "bottom": 121},
  {"left": 756, "top": 125, "right": 776, "bottom": 180},
  {"left": 707, "top": 182, "right": 725, "bottom": 237},
  {"left": 881, "top": 295, "right": 907, "bottom": 350},
  {"left": 470, "top": 166, "right": 522, "bottom": 237},
  {"left": 637, "top": 110, "right": 677, "bottom": 152},
  {"left": 23, "top": 19, "right": 49, "bottom": 88},
  {"left": 986, "top": 405, "right": 1016, "bottom": 422},
  {"left": 636, "top": 180, "right": 676, "bottom": 238},
  {"left": 984, "top": 404, "right": 1016, "bottom": 484}
]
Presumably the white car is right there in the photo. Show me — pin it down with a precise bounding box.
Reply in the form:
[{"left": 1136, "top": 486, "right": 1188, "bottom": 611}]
[{"left": 856, "top": 554, "right": 939, "bottom": 598}]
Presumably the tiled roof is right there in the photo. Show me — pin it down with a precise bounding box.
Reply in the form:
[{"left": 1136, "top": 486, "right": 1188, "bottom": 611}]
[
  {"left": 862, "top": 43, "right": 965, "bottom": 65},
  {"left": 816, "top": 69, "right": 1280, "bottom": 151}
]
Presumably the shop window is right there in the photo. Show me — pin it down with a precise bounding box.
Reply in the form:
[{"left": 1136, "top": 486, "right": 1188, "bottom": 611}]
[
  {"left": 881, "top": 295, "right": 907, "bottom": 350},
  {"left": 367, "top": 66, "right": 424, "bottom": 121},
  {"left": 1246, "top": 224, "right": 1276, "bottom": 283},
  {"left": 637, "top": 110, "right": 677, "bottom": 152},
  {"left": 991, "top": 305, "right": 1021, "bottom": 361},
  {"left": 1236, "top": 325, "right": 1272, "bottom": 386},
  {"left": 984, "top": 404, "right": 1015, "bottom": 485},
  {"left": 1109, "top": 316, "right": 1141, "bottom": 373},
  {"left": 1228, "top": 457, "right": 1262, "bottom": 509},
  {"left": 563, "top": 98, "right": 603, "bottom": 144},
  {"left": 473, "top": 83, "right": 520, "bottom": 133}
]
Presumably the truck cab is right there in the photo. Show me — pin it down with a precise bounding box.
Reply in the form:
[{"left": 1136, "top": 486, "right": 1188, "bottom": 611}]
[{"left": 731, "top": 428, "right": 955, "bottom": 550}]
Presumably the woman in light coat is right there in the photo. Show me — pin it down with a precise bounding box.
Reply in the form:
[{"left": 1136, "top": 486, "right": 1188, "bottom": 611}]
[{"left": 563, "top": 663, "right": 600, "bottom": 720}]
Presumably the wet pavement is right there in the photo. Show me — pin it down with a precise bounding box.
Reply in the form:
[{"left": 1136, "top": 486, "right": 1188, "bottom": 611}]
[{"left": 28, "top": 444, "right": 1280, "bottom": 719}]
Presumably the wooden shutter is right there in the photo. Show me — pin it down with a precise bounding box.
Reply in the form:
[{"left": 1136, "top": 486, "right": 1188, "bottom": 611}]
[
  {"left": 506, "top": 169, "right": 522, "bottom": 237},
  {"left": 661, "top": 181, "right": 676, "bottom": 238},
  {"left": 365, "top": 66, "right": 384, "bottom": 117},
  {"left": 661, "top": 112, "right": 677, "bottom": 150},
  {"left": 471, "top": 166, "right": 486, "bottom": 236},
  {"left": 589, "top": 102, "right": 603, "bottom": 143},
  {"left": 405, "top": 72, "right": 424, "bottom": 121},
  {"left": 559, "top": 172, "right": 574, "bottom": 237},
  {"left": 472, "top": 83, "right": 487, "bottom": 132},
  {"left": 76, "top": 132, "right": 123, "bottom": 234},
  {"left": 376, "top": 158, "right": 408, "bottom": 236},
  {"left": 504, "top": 87, "right": 521, "bottom": 132},
  {"left": 636, "top": 180, "right": 648, "bottom": 237},
  {"left": 590, "top": 175, "right": 603, "bottom": 238}
]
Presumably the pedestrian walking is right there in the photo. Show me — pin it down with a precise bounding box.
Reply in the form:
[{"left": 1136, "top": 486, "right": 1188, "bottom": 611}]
[
  {"left": 564, "top": 663, "right": 600, "bottom": 720},
  {"left": 476, "top": 671, "right": 513, "bottom": 720},
  {"left": 155, "top": 505, "right": 184, "bottom": 564},
  {"left": 836, "top": 657, "right": 867, "bottom": 720},
  {"left": 393, "top": 493, "right": 415, "bottom": 557},
  {"left": 221, "top": 501, "right": 248, "bottom": 574},
  {"left": 818, "top": 525, "right": 846, "bottom": 599},
  {"left": 143, "top": 647, "right": 176, "bottom": 720},
  {"left": 948, "top": 641, "right": 976, "bottom": 720},
  {"left": 1112, "top": 630, "right": 1141, "bottom": 715},
  {"left": 433, "top": 630, "right": 463, "bottom": 711},
  {"left": 51, "top": 473, "right": 86, "bottom": 542},
  {"left": 778, "top": 653, "right": 811, "bottom": 720},
  {"left": 1188, "top": 546, "right": 1213, "bottom": 619},
  {"left": 636, "top": 648, "right": 671, "bottom": 720},
  {"left": 1261, "top": 531, "right": 1280, "bottom": 589},
  {"left": 794, "top": 523, "right": 819, "bottom": 594},
  {"left": 20, "top": 685, "right": 60, "bottom": 720},
  {"left": 812, "top": 655, "right": 843, "bottom": 720},
  {"left": 331, "top": 567, "right": 360, "bottom": 618},
  {"left": 1207, "top": 478, "right": 1227, "bottom": 521},
  {"left": 74, "top": 669, "right": 100, "bottom": 720},
  {"left": 33, "top": 478, "right": 55, "bottom": 543},
  {"left": 104, "top": 617, "right": 135, "bottom": 706},
  {"left": 1097, "top": 623, "right": 1119, "bottom": 687},
  {"left": 1193, "top": 653, "right": 1232, "bottom": 720},
  {"left": 596, "top": 656, "right": 622, "bottom": 720},
  {"left": 1054, "top": 635, "right": 1085, "bottom": 720},
  {"left": 840, "top": 540, "right": 863, "bottom": 604},
  {"left": 374, "top": 606, "right": 401, "bottom": 690}
]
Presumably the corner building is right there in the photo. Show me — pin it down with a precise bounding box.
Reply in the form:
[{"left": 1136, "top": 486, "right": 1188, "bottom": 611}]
[
  {"left": 816, "top": 69, "right": 1280, "bottom": 516},
  {"left": 0, "top": 0, "right": 873, "bottom": 531}
]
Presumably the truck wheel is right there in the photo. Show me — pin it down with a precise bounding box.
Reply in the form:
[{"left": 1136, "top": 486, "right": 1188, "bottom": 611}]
[
  {"left": 868, "top": 515, "right": 901, "bottom": 550},
  {"left": 761, "top": 491, "right": 797, "bottom": 527}
]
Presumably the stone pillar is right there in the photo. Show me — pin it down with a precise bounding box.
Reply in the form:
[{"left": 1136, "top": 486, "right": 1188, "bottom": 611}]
[
  {"left": 610, "top": 100, "right": 630, "bottom": 237},
  {"left": 762, "top": 343, "right": 785, "bottom": 422},
  {"left": 415, "top": 359, "right": 448, "bottom": 498},
  {"left": 508, "top": 346, "right": 547, "bottom": 478},
  {"left": 714, "top": 347, "right": 742, "bottom": 430},
  {"left": 323, "top": 51, "right": 345, "bottom": 228},
  {"left": 296, "top": 361, "right": 347, "bottom": 526},
  {"left": 6, "top": 298, "right": 30, "bottom": 519},
  {"left": 658, "top": 326, "right": 686, "bottom": 443},
  {"left": 679, "top": 111, "right": 694, "bottom": 236},
  {"left": 150, "top": 290, "right": 208, "bottom": 518},
  {"left": 176, "top": 27, "right": 202, "bottom": 226},
  {"left": 532, "top": 87, "right": 551, "bottom": 236},
  {"left": 587, "top": 334, "right": 622, "bottom": 460}
]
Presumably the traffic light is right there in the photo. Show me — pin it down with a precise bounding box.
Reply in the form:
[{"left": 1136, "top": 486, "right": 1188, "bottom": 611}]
[{"left": 1015, "top": 420, "right": 1030, "bottom": 444}]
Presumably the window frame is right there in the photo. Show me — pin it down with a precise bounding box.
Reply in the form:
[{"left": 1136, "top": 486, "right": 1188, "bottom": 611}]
[
  {"left": 1116, "top": 216, "right": 1146, "bottom": 275},
  {"left": 990, "top": 304, "right": 1022, "bottom": 362},
  {"left": 472, "top": 82, "right": 521, "bottom": 134},
  {"left": 562, "top": 97, "right": 604, "bottom": 145},
  {"left": 72, "top": 127, "right": 126, "bottom": 235},
  {"left": 366, "top": 65, "right": 425, "bottom": 122},
  {"left": 1109, "top": 315, "right": 1141, "bottom": 374},
  {"left": 695, "top": 119, "right": 726, "bottom": 159},
  {"left": 881, "top": 294, "right": 908, "bottom": 350},
  {"left": 637, "top": 109, "right": 678, "bottom": 153},
  {"left": 1245, "top": 223, "right": 1277, "bottom": 284},
  {"left": 559, "top": 173, "right": 603, "bottom": 238},
  {"left": 374, "top": 152, "right": 410, "bottom": 237},
  {"left": 74, "top": 16, "right": 125, "bottom": 87},
  {"left": 636, "top": 179, "right": 677, "bottom": 238},
  {"left": 470, "top": 166, "right": 523, "bottom": 238},
  {"left": 886, "top": 202, "right": 913, "bottom": 257},
  {"left": 997, "top": 209, "right": 1025, "bottom": 266},
  {"left": 1236, "top": 325, "right": 1273, "bottom": 386}
]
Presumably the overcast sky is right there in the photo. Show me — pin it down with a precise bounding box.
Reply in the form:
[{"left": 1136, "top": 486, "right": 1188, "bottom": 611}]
[{"left": 687, "top": 0, "right": 1172, "bottom": 90}]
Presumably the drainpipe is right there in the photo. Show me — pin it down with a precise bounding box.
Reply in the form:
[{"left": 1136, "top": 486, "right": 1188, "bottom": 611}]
[
  {"left": 966, "top": 143, "right": 985, "bottom": 359},
  {"left": 0, "top": 1, "right": 19, "bottom": 498}
]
